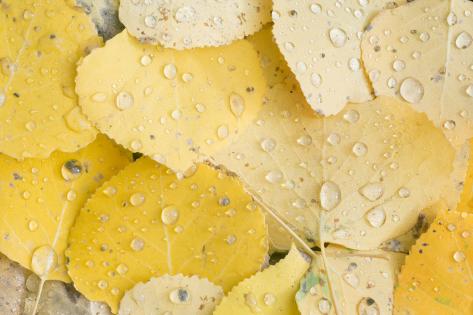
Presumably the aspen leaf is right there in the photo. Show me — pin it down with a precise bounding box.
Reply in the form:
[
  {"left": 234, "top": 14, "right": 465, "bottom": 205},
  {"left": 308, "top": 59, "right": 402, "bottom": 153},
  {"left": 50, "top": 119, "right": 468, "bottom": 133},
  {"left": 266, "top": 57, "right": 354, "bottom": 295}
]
[
  {"left": 361, "top": 0, "right": 473, "bottom": 147},
  {"left": 0, "top": 253, "right": 111, "bottom": 315},
  {"left": 296, "top": 247, "right": 404, "bottom": 315},
  {"left": 212, "top": 81, "right": 455, "bottom": 251},
  {"left": 119, "top": 0, "right": 272, "bottom": 49},
  {"left": 272, "top": 0, "right": 407, "bottom": 115},
  {"left": 76, "top": 31, "right": 266, "bottom": 174},
  {"left": 0, "top": 0, "right": 101, "bottom": 159},
  {"left": 73, "top": 0, "right": 124, "bottom": 40},
  {"left": 394, "top": 211, "right": 473, "bottom": 314},
  {"left": 213, "top": 245, "right": 310, "bottom": 315},
  {"left": 0, "top": 135, "right": 131, "bottom": 282},
  {"left": 66, "top": 157, "right": 268, "bottom": 313},
  {"left": 118, "top": 274, "right": 223, "bottom": 315}
]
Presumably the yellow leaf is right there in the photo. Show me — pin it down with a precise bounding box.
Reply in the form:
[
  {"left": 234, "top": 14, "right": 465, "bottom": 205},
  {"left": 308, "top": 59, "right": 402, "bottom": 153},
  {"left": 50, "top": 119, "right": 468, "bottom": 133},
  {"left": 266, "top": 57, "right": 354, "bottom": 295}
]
[
  {"left": 118, "top": 274, "right": 223, "bottom": 315},
  {"left": 213, "top": 245, "right": 310, "bottom": 315},
  {"left": 247, "top": 26, "right": 295, "bottom": 88},
  {"left": 0, "top": 134, "right": 130, "bottom": 282},
  {"left": 458, "top": 139, "right": 473, "bottom": 212},
  {"left": 76, "top": 31, "right": 266, "bottom": 174},
  {"left": 394, "top": 211, "right": 473, "bottom": 314},
  {"left": 212, "top": 81, "right": 455, "bottom": 251},
  {"left": 0, "top": 0, "right": 101, "bottom": 159},
  {"left": 361, "top": 0, "right": 473, "bottom": 147},
  {"left": 296, "top": 247, "right": 404, "bottom": 315},
  {"left": 272, "top": 0, "right": 406, "bottom": 115},
  {"left": 66, "top": 157, "right": 268, "bottom": 313},
  {"left": 119, "top": 0, "right": 272, "bottom": 49}
]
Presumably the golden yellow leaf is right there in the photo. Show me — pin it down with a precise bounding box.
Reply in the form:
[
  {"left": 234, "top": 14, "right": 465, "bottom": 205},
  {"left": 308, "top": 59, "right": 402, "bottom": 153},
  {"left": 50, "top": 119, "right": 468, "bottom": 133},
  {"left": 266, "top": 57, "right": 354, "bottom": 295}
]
[
  {"left": 119, "top": 0, "right": 272, "bottom": 49},
  {"left": 247, "top": 26, "right": 295, "bottom": 88},
  {"left": 272, "top": 0, "right": 407, "bottom": 115},
  {"left": 296, "top": 247, "right": 404, "bottom": 315},
  {"left": 212, "top": 81, "right": 455, "bottom": 251},
  {"left": 213, "top": 245, "right": 310, "bottom": 315},
  {"left": 66, "top": 157, "right": 268, "bottom": 312},
  {"left": 361, "top": 0, "right": 473, "bottom": 147},
  {"left": 118, "top": 274, "right": 223, "bottom": 315},
  {"left": 76, "top": 31, "right": 266, "bottom": 174},
  {"left": 0, "top": 0, "right": 101, "bottom": 159},
  {"left": 394, "top": 211, "right": 473, "bottom": 314},
  {"left": 0, "top": 135, "right": 130, "bottom": 282}
]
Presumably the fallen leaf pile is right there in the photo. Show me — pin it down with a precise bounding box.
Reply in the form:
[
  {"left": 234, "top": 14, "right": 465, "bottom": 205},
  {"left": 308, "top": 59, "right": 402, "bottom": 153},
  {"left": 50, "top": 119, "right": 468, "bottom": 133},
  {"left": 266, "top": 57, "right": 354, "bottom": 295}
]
[{"left": 0, "top": 0, "right": 472, "bottom": 314}]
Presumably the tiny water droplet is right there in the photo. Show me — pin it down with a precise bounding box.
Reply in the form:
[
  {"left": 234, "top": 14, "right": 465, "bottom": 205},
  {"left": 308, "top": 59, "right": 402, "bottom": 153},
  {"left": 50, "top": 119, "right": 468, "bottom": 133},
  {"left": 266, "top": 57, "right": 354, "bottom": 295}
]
[
  {"left": 357, "top": 297, "right": 379, "bottom": 315},
  {"left": 453, "top": 250, "right": 466, "bottom": 262},
  {"left": 455, "top": 31, "right": 472, "bottom": 49},
  {"left": 320, "top": 181, "right": 341, "bottom": 210},
  {"left": 130, "top": 238, "right": 145, "bottom": 251},
  {"left": 265, "top": 170, "right": 283, "bottom": 183},
  {"left": 263, "top": 293, "right": 276, "bottom": 306},
  {"left": 352, "top": 142, "right": 368, "bottom": 157},
  {"left": 260, "top": 138, "right": 276, "bottom": 152},
  {"left": 297, "top": 135, "right": 312, "bottom": 146},
  {"left": 400, "top": 77, "right": 424, "bottom": 103},
  {"left": 329, "top": 28, "right": 347, "bottom": 47},
  {"left": 343, "top": 109, "right": 360, "bottom": 123},
  {"left": 116, "top": 91, "right": 134, "bottom": 110},
  {"left": 343, "top": 272, "right": 360, "bottom": 288},
  {"left": 103, "top": 186, "right": 117, "bottom": 197},
  {"left": 116, "top": 263, "right": 129, "bottom": 275},
  {"left": 169, "top": 288, "right": 191, "bottom": 304},
  {"left": 229, "top": 93, "right": 245, "bottom": 117},
  {"left": 144, "top": 15, "right": 157, "bottom": 28},
  {"left": 130, "top": 193, "right": 145, "bottom": 206},
  {"left": 161, "top": 206, "right": 179, "bottom": 225},
  {"left": 318, "top": 298, "right": 331, "bottom": 314},
  {"left": 359, "top": 183, "right": 384, "bottom": 201},
  {"left": 365, "top": 207, "right": 386, "bottom": 227},
  {"left": 28, "top": 220, "right": 38, "bottom": 231},
  {"left": 140, "top": 55, "right": 152, "bottom": 66},
  {"left": 163, "top": 64, "right": 177, "bottom": 79},
  {"left": 61, "top": 160, "right": 82, "bottom": 181}
]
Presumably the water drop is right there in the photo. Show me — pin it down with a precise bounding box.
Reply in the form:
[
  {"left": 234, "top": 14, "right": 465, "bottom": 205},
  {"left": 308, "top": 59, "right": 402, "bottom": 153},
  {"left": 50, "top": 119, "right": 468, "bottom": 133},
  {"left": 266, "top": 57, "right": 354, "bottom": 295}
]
[
  {"left": 320, "top": 181, "right": 341, "bottom": 210},
  {"left": 453, "top": 250, "right": 466, "bottom": 262},
  {"left": 25, "top": 121, "right": 36, "bottom": 131},
  {"left": 130, "top": 238, "right": 144, "bottom": 251},
  {"left": 217, "top": 125, "right": 229, "bottom": 139},
  {"left": 265, "top": 170, "right": 283, "bottom": 183},
  {"left": 31, "top": 246, "right": 57, "bottom": 276},
  {"left": 447, "top": 12, "right": 457, "bottom": 25},
  {"left": 352, "top": 142, "right": 368, "bottom": 157},
  {"left": 92, "top": 93, "right": 107, "bottom": 102},
  {"left": 329, "top": 28, "right": 347, "bottom": 47},
  {"left": 116, "top": 263, "right": 129, "bottom": 275},
  {"left": 175, "top": 6, "right": 195, "bottom": 22},
  {"left": 244, "top": 293, "right": 261, "bottom": 312},
  {"left": 359, "top": 183, "right": 384, "bottom": 201},
  {"left": 349, "top": 58, "right": 361, "bottom": 71},
  {"left": 310, "top": 4, "right": 321, "bottom": 14},
  {"left": 318, "top": 297, "right": 331, "bottom": 314},
  {"left": 343, "top": 272, "right": 360, "bottom": 288},
  {"left": 229, "top": 93, "right": 245, "bottom": 117},
  {"left": 169, "top": 288, "right": 191, "bottom": 304},
  {"left": 144, "top": 15, "right": 157, "bottom": 28},
  {"left": 443, "top": 120, "right": 456, "bottom": 130},
  {"left": 297, "top": 135, "right": 312, "bottom": 146},
  {"left": 116, "top": 91, "right": 134, "bottom": 110},
  {"left": 130, "top": 193, "right": 145, "bottom": 206},
  {"left": 97, "top": 280, "right": 108, "bottom": 290},
  {"left": 327, "top": 133, "right": 341, "bottom": 145},
  {"left": 343, "top": 109, "right": 360, "bottom": 123},
  {"left": 103, "top": 186, "right": 117, "bottom": 197},
  {"left": 171, "top": 109, "right": 182, "bottom": 120},
  {"left": 161, "top": 206, "right": 179, "bottom": 225},
  {"left": 292, "top": 198, "right": 307, "bottom": 209},
  {"left": 61, "top": 160, "right": 82, "bottom": 181},
  {"left": 66, "top": 189, "right": 77, "bottom": 201},
  {"left": 400, "top": 77, "right": 424, "bottom": 103},
  {"left": 311, "top": 73, "right": 322, "bottom": 87},
  {"left": 357, "top": 297, "right": 379, "bottom": 315},
  {"left": 195, "top": 103, "right": 206, "bottom": 113},
  {"left": 455, "top": 31, "right": 472, "bottom": 49},
  {"left": 226, "top": 234, "right": 237, "bottom": 245},
  {"left": 163, "top": 64, "right": 177, "bottom": 79},
  {"left": 398, "top": 187, "right": 410, "bottom": 198},
  {"left": 419, "top": 32, "right": 430, "bottom": 42},
  {"left": 365, "top": 207, "right": 386, "bottom": 227},
  {"left": 28, "top": 220, "right": 38, "bottom": 231},
  {"left": 392, "top": 59, "right": 405, "bottom": 72},
  {"left": 263, "top": 293, "right": 276, "bottom": 306},
  {"left": 466, "top": 84, "right": 473, "bottom": 97},
  {"left": 260, "top": 138, "right": 276, "bottom": 152},
  {"left": 140, "top": 55, "right": 152, "bottom": 66}
]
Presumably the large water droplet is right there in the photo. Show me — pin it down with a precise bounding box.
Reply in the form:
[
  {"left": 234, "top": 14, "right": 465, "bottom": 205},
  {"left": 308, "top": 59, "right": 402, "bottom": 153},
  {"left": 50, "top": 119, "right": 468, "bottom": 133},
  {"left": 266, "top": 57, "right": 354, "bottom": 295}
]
[
  {"left": 116, "top": 91, "right": 134, "bottom": 110},
  {"left": 320, "top": 181, "right": 341, "bottom": 210},
  {"left": 31, "top": 246, "right": 57, "bottom": 276},
  {"left": 260, "top": 138, "right": 276, "bottom": 152},
  {"left": 130, "top": 238, "right": 145, "bottom": 251},
  {"left": 365, "top": 207, "right": 386, "bottom": 228},
  {"left": 455, "top": 31, "right": 472, "bottom": 49},
  {"left": 359, "top": 183, "right": 384, "bottom": 201},
  {"left": 400, "top": 77, "right": 424, "bottom": 103},
  {"left": 169, "top": 288, "right": 191, "bottom": 304},
  {"left": 130, "top": 193, "right": 145, "bottom": 206},
  {"left": 161, "top": 206, "right": 179, "bottom": 225},
  {"left": 357, "top": 297, "right": 379, "bottom": 315},
  {"left": 61, "top": 160, "right": 82, "bottom": 181},
  {"left": 329, "top": 28, "right": 347, "bottom": 47},
  {"left": 318, "top": 297, "right": 331, "bottom": 314}
]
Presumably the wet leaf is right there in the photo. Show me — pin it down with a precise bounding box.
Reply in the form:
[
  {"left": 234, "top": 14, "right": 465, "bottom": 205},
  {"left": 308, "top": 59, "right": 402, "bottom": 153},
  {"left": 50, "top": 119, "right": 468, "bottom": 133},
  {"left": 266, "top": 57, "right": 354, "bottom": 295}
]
[
  {"left": 0, "top": 0, "right": 101, "bottom": 159},
  {"left": 394, "top": 210, "right": 473, "bottom": 314},
  {"left": 73, "top": 0, "right": 124, "bottom": 40},
  {"left": 0, "top": 135, "right": 131, "bottom": 282},
  {"left": 119, "top": 0, "right": 272, "bottom": 49},
  {"left": 272, "top": 0, "right": 406, "bottom": 115},
  {"left": 0, "top": 253, "right": 111, "bottom": 315},
  {"left": 361, "top": 0, "right": 473, "bottom": 147},
  {"left": 213, "top": 245, "right": 310, "bottom": 315},
  {"left": 212, "top": 82, "right": 455, "bottom": 251},
  {"left": 76, "top": 30, "right": 266, "bottom": 174},
  {"left": 296, "top": 247, "right": 404, "bottom": 315},
  {"left": 118, "top": 274, "right": 223, "bottom": 315},
  {"left": 66, "top": 157, "right": 268, "bottom": 312}
]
